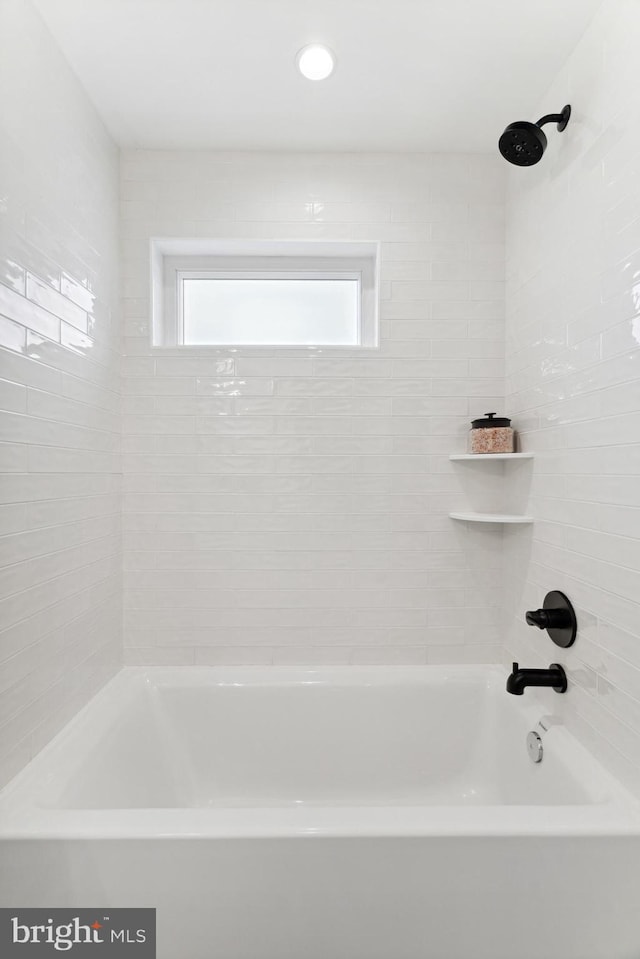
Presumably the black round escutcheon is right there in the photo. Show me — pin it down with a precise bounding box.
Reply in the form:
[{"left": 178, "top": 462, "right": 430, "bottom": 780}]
[
  {"left": 550, "top": 663, "right": 568, "bottom": 693},
  {"left": 543, "top": 591, "right": 577, "bottom": 648}
]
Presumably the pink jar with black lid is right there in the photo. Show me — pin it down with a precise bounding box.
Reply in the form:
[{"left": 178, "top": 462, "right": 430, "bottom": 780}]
[{"left": 469, "top": 413, "right": 514, "bottom": 454}]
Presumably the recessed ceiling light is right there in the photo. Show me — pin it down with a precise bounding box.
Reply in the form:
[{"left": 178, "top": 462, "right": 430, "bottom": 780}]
[{"left": 296, "top": 44, "right": 335, "bottom": 81}]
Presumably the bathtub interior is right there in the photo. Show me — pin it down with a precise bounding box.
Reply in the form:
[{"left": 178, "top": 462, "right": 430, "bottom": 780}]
[{"left": 17, "top": 667, "right": 629, "bottom": 811}]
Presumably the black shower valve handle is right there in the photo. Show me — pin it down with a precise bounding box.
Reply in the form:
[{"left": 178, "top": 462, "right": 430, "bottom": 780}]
[
  {"left": 524, "top": 591, "right": 578, "bottom": 649},
  {"left": 526, "top": 608, "right": 547, "bottom": 629},
  {"left": 525, "top": 608, "right": 567, "bottom": 630}
]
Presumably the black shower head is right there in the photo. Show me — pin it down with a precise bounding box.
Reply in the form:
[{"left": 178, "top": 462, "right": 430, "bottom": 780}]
[
  {"left": 499, "top": 121, "right": 547, "bottom": 166},
  {"left": 498, "top": 104, "right": 571, "bottom": 166}
]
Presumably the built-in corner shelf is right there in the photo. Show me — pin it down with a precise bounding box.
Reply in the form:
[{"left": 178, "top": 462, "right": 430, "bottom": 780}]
[
  {"left": 449, "top": 453, "right": 534, "bottom": 461},
  {"left": 449, "top": 451, "right": 534, "bottom": 525},
  {"left": 449, "top": 511, "right": 533, "bottom": 524}
]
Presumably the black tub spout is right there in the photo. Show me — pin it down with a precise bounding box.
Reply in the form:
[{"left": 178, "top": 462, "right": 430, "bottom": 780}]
[{"left": 506, "top": 662, "right": 567, "bottom": 696}]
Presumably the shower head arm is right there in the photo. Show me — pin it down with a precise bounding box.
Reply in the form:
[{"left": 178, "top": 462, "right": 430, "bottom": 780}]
[
  {"left": 536, "top": 105, "right": 571, "bottom": 132},
  {"left": 536, "top": 113, "right": 563, "bottom": 127}
]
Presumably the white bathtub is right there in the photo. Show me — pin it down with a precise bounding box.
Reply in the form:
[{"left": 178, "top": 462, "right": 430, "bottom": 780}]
[{"left": 1, "top": 665, "right": 640, "bottom": 958}]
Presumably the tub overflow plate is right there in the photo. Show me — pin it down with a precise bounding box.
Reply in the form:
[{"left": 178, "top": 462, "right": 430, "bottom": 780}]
[{"left": 526, "top": 730, "right": 543, "bottom": 763}]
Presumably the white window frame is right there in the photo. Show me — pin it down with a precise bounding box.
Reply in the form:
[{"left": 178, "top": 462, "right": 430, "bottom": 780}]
[{"left": 151, "top": 239, "right": 379, "bottom": 349}]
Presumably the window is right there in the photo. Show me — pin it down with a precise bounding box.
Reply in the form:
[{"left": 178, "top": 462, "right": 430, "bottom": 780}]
[
  {"left": 180, "top": 272, "right": 360, "bottom": 347},
  {"left": 151, "top": 240, "right": 378, "bottom": 348}
]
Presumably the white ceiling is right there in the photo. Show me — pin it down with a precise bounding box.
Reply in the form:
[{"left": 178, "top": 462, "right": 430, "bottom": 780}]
[{"left": 33, "top": 0, "right": 602, "bottom": 152}]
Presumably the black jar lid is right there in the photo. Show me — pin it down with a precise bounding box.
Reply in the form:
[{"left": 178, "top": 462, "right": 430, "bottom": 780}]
[{"left": 471, "top": 412, "right": 511, "bottom": 429}]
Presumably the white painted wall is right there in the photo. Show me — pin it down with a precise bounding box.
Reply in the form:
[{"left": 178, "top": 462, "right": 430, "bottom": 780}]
[
  {"left": 505, "top": 0, "right": 640, "bottom": 794},
  {"left": 120, "top": 151, "right": 506, "bottom": 667},
  {"left": 0, "top": 0, "right": 121, "bottom": 788}
]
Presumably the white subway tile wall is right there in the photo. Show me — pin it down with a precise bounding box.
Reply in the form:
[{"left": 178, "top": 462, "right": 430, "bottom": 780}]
[
  {"left": 504, "top": 0, "right": 640, "bottom": 794},
  {"left": 0, "top": 1, "right": 121, "bottom": 787},
  {"left": 120, "top": 152, "right": 506, "bottom": 667},
  {"left": 5, "top": 0, "right": 640, "bottom": 802}
]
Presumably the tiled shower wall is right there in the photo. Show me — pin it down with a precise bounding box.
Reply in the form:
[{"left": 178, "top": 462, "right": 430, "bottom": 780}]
[
  {"left": 504, "top": 0, "right": 640, "bottom": 793},
  {"left": 120, "top": 152, "right": 506, "bottom": 666},
  {"left": 0, "top": 0, "right": 121, "bottom": 788}
]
